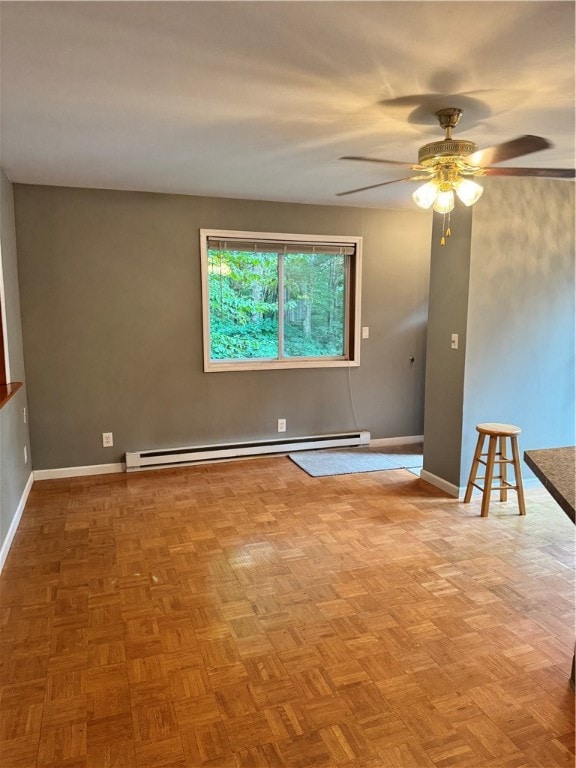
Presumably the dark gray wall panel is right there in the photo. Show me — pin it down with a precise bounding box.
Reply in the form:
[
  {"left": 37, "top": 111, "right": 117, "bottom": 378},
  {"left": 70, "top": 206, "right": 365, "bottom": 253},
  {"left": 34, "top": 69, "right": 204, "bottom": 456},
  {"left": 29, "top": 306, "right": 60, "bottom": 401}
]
[
  {"left": 14, "top": 185, "right": 432, "bottom": 469},
  {"left": 422, "top": 205, "right": 473, "bottom": 487}
]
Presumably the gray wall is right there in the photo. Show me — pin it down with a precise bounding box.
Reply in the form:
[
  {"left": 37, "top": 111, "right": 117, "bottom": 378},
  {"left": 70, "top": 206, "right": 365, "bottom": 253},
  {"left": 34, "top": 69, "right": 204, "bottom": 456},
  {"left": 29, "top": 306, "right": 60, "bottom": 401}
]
[
  {"left": 1, "top": 171, "right": 26, "bottom": 381},
  {"left": 461, "top": 178, "right": 575, "bottom": 484},
  {"left": 423, "top": 177, "right": 575, "bottom": 491},
  {"left": 422, "top": 205, "right": 473, "bottom": 486},
  {"left": 0, "top": 169, "right": 31, "bottom": 549},
  {"left": 14, "top": 185, "right": 432, "bottom": 470}
]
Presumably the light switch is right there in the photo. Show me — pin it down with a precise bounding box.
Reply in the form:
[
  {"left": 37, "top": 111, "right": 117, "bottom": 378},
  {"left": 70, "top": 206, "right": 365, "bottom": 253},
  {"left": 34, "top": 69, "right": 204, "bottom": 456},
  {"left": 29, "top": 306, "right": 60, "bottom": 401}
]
[
  {"left": 362, "top": 326, "right": 370, "bottom": 339},
  {"left": 451, "top": 333, "right": 459, "bottom": 350}
]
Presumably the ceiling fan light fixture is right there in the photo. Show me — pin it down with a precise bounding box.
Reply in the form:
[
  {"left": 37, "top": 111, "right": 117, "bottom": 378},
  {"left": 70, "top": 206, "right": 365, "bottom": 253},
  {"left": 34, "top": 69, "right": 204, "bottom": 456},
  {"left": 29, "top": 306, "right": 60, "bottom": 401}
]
[
  {"left": 432, "top": 188, "right": 455, "bottom": 214},
  {"left": 455, "top": 177, "right": 484, "bottom": 206},
  {"left": 338, "top": 107, "right": 574, "bottom": 247},
  {"left": 412, "top": 180, "right": 438, "bottom": 209}
]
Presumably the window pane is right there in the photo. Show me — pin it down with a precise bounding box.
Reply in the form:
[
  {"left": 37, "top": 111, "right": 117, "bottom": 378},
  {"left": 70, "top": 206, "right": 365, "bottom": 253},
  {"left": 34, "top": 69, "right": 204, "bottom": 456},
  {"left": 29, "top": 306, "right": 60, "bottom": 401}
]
[
  {"left": 202, "top": 230, "right": 361, "bottom": 372},
  {"left": 283, "top": 253, "right": 345, "bottom": 358},
  {"left": 208, "top": 249, "right": 279, "bottom": 360}
]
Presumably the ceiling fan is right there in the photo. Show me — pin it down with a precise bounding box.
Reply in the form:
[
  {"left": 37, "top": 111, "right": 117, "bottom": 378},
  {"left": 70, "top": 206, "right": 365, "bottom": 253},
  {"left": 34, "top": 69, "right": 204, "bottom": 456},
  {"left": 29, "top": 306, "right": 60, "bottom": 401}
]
[{"left": 337, "top": 107, "right": 575, "bottom": 244}]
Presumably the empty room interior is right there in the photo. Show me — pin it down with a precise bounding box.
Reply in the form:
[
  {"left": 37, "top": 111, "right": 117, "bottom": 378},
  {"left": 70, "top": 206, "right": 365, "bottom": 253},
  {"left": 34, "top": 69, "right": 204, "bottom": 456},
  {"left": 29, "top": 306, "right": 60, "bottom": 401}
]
[{"left": 0, "top": 2, "right": 574, "bottom": 767}]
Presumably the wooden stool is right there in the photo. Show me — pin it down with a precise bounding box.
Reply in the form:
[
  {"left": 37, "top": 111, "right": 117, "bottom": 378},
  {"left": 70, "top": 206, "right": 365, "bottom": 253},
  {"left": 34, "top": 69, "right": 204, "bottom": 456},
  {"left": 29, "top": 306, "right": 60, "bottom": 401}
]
[{"left": 464, "top": 423, "right": 526, "bottom": 517}]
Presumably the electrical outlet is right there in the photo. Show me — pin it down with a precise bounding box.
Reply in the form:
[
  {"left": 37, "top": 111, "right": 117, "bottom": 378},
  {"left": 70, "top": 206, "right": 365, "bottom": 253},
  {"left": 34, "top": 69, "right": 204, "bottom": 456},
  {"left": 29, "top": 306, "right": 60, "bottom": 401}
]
[
  {"left": 277, "top": 418, "right": 286, "bottom": 433},
  {"left": 102, "top": 432, "right": 114, "bottom": 448},
  {"left": 24, "top": 445, "right": 27, "bottom": 464}
]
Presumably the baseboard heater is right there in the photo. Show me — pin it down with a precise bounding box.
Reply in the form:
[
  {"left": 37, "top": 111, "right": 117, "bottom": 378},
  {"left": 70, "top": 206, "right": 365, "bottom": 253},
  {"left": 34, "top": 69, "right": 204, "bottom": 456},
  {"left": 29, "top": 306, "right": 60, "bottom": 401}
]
[{"left": 125, "top": 430, "right": 370, "bottom": 472}]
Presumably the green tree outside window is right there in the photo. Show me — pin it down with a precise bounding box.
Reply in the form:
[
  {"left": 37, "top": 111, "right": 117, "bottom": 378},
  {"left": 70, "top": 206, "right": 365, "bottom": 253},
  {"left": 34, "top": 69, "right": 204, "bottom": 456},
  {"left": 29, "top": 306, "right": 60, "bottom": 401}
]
[{"left": 208, "top": 248, "right": 345, "bottom": 361}]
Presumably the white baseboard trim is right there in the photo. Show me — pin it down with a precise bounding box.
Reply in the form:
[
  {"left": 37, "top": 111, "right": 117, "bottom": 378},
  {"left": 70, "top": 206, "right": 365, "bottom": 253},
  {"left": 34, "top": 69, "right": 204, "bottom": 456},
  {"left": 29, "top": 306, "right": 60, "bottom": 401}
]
[
  {"left": 419, "top": 469, "right": 460, "bottom": 497},
  {"left": 0, "top": 471, "right": 34, "bottom": 572},
  {"left": 460, "top": 476, "right": 543, "bottom": 496},
  {"left": 520, "top": 477, "right": 545, "bottom": 491},
  {"left": 35, "top": 440, "right": 423, "bottom": 480},
  {"left": 370, "top": 434, "right": 423, "bottom": 447},
  {"left": 421, "top": 470, "right": 543, "bottom": 501},
  {"left": 34, "top": 462, "right": 126, "bottom": 481}
]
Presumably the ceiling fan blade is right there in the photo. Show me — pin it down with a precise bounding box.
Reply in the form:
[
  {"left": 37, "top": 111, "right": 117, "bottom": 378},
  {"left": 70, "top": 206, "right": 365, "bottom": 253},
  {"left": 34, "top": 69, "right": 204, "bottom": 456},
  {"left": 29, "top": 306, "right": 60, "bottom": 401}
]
[
  {"left": 481, "top": 166, "right": 575, "bottom": 178},
  {"left": 336, "top": 176, "right": 423, "bottom": 197},
  {"left": 465, "top": 135, "right": 551, "bottom": 167},
  {"left": 340, "top": 155, "right": 422, "bottom": 169}
]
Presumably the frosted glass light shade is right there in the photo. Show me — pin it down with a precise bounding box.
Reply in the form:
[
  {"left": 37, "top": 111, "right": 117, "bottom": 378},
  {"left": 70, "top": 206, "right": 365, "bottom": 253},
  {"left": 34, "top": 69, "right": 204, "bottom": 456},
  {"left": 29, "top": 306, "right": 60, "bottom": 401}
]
[
  {"left": 412, "top": 181, "right": 438, "bottom": 209},
  {"left": 432, "top": 189, "right": 455, "bottom": 213},
  {"left": 456, "top": 178, "right": 484, "bottom": 206}
]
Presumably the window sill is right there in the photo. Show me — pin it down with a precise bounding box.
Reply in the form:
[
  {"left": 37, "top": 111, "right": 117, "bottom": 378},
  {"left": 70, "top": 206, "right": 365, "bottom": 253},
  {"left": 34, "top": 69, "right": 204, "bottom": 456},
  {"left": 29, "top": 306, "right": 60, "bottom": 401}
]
[
  {"left": 204, "top": 359, "right": 360, "bottom": 372},
  {"left": 0, "top": 381, "right": 23, "bottom": 410}
]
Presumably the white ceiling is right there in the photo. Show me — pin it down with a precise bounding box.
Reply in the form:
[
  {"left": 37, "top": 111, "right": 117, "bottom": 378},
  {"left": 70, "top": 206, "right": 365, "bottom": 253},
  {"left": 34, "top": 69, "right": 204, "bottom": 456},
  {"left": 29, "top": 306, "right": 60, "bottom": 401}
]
[{"left": 1, "top": 1, "right": 574, "bottom": 209}]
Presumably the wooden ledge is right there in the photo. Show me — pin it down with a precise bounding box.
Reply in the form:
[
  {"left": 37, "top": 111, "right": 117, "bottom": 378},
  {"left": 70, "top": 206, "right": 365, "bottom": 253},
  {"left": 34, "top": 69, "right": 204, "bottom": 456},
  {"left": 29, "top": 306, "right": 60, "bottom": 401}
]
[{"left": 0, "top": 381, "right": 23, "bottom": 410}]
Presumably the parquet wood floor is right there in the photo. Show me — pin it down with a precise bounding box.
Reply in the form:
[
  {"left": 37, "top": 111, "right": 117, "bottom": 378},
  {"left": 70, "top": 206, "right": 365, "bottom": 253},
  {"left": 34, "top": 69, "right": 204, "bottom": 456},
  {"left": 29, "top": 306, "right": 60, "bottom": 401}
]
[{"left": 0, "top": 458, "right": 574, "bottom": 767}]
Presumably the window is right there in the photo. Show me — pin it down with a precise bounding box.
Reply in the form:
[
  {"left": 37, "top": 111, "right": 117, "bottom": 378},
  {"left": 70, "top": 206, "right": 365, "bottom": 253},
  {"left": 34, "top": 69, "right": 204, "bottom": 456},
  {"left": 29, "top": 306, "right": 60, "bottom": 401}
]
[{"left": 200, "top": 230, "right": 362, "bottom": 371}]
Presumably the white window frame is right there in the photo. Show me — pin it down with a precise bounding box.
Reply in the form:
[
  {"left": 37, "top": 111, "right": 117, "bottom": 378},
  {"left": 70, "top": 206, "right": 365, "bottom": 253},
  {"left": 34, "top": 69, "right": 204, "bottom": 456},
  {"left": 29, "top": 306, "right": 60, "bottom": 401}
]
[{"left": 200, "top": 229, "right": 362, "bottom": 372}]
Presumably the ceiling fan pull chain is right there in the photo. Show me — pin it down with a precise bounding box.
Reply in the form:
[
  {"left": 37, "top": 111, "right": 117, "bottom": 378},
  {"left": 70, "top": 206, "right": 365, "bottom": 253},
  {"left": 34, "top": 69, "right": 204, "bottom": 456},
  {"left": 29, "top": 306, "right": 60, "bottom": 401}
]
[{"left": 440, "top": 211, "right": 452, "bottom": 246}]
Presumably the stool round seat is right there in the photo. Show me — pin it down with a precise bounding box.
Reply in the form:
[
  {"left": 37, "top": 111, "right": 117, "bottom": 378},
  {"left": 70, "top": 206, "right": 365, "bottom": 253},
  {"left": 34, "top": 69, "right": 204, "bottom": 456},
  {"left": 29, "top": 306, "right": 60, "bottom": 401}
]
[
  {"left": 464, "top": 422, "right": 526, "bottom": 517},
  {"left": 476, "top": 423, "right": 522, "bottom": 437}
]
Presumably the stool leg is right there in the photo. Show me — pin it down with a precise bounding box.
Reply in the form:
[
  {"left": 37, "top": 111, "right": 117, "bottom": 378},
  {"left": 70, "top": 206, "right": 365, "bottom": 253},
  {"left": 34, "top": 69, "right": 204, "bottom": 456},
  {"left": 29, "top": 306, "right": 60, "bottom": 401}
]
[
  {"left": 464, "top": 434, "right": 485, "bottom": 503},
  {"left": 510, "top": 436, "right": 526, "bottom": 515},
  {"left": 499, "top": 435, "right": 508, "bottom": 502},
  {"left": 481, "top": 436, "right": 498, "bottom": 517}
]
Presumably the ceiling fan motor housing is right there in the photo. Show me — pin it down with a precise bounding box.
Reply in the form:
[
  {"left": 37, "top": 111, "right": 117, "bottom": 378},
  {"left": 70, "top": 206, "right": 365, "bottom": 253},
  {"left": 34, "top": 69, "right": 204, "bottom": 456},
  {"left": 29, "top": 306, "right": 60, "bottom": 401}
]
[{"left": 418, "top": 138, "right": 478, "bottom": 167}]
